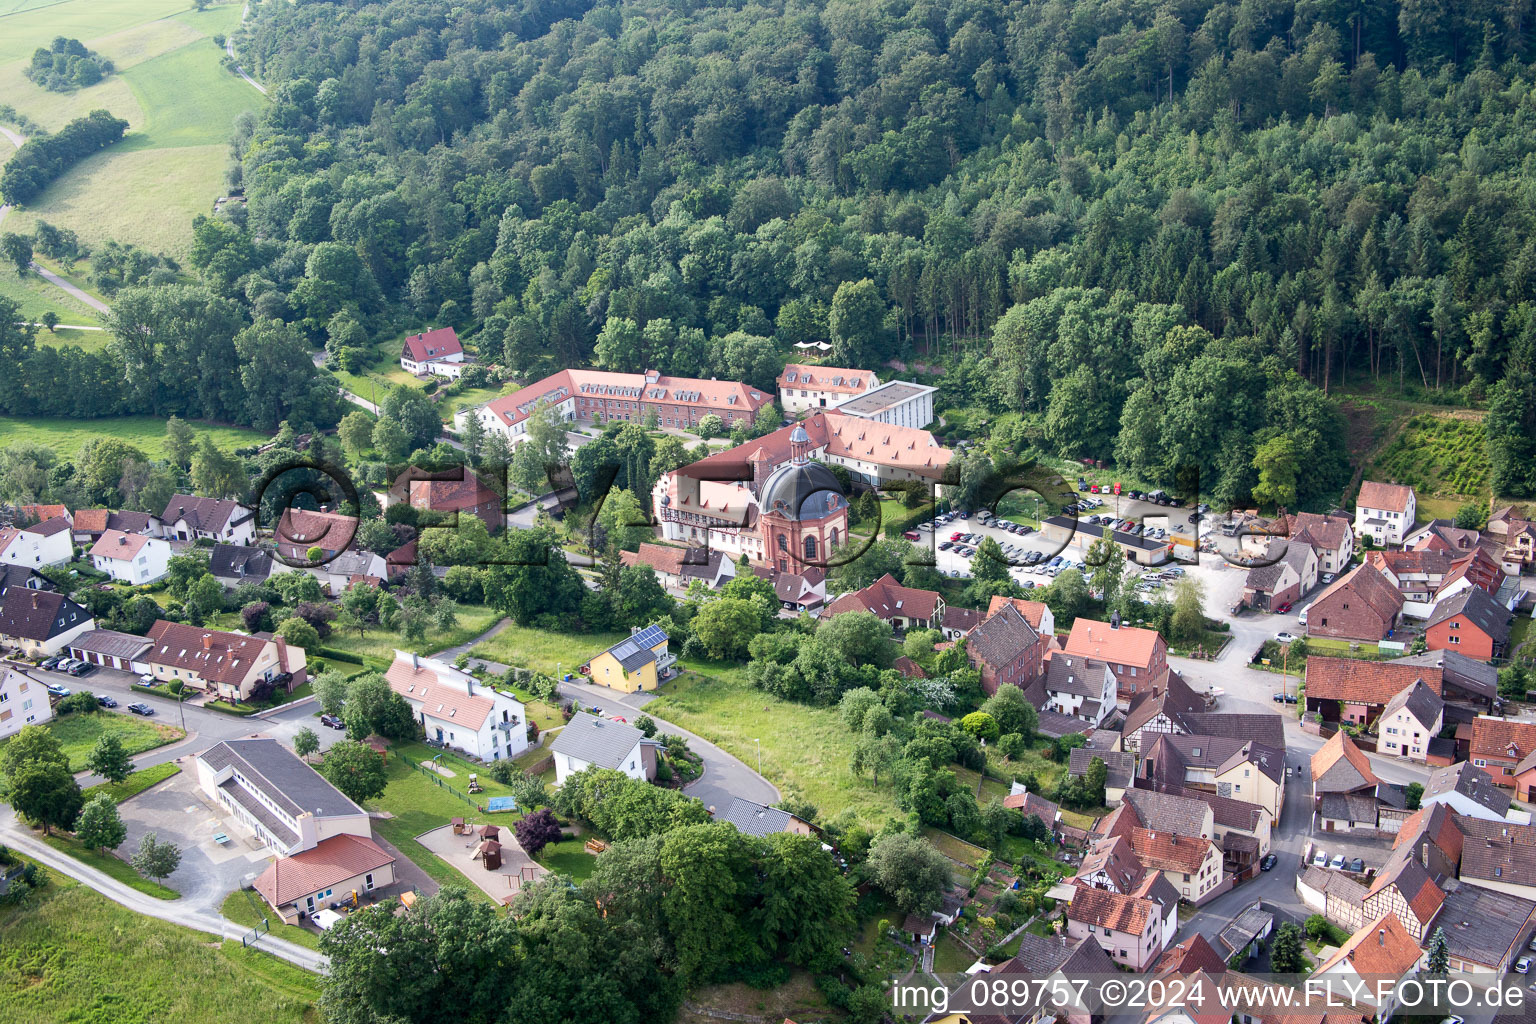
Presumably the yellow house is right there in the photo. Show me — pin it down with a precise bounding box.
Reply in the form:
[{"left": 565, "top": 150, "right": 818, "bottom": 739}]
[
  {"left": 1214, "top": 742, "right": 1286, "bottom": 821},
  {"left": 586, "top": 625, "right": 674, "bottom": 693}
]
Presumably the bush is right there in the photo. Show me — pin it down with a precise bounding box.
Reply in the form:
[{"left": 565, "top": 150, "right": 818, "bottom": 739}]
[
  {"left": 57, "top": 691, "right": 99, "bottom": 715},
  {"left": 487, "top": 759, "right": 516, "bottom": 785}
]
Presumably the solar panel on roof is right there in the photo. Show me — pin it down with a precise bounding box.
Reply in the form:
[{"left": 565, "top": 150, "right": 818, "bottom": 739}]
[{"left": 629, "top": 624, "right": 669, "bottom": 650}]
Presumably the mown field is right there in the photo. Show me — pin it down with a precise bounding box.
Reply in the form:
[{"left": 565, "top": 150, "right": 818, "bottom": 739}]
[
  {"left": 0, "top": 867, "right": 320, "bottom": 1023},
  {"left": 0, "top": 414, "right": 267, "bottom": 458},
  {"left": 0, "top": 266, "right": 104, "bottom": 327},
  {"left": 0, "top": 0, "right": 261, "bottom": 257}
]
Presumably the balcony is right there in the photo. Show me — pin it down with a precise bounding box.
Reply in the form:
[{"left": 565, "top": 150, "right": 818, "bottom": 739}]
[{"left": 495, "top": 716, "right": 522, "bottom": 731}]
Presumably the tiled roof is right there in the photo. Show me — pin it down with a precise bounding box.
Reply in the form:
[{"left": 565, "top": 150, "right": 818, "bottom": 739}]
[
  {"left": 209, "top": 543, "right": 273, "bottom": 580},
  {"left": 1311, "top": 731, "right": 1378, "bottom": 793},
  {"left": 385, "top": 655, "right": 495, "bottom": 731},
  {"left": 388, "top": 465, "right": 498, "bottom": 513},
  {"left": 1152, "top": 933, "right": 1230, "bottom": 977},
  {"left": 1123, "top": 672, "right": 1206, "bottom": 736},
  {"left": 824, "top": 573, "right": 940, "bottom": 622},
  {"left": 621, "top": 542, "right": 691, "bottom": 576},
  {"left": 1162, "top": 784, "right": 1267, "bottom": 832},
  {"left": 1426, "top": 587, "right": 1512, "bottom": 644},
  {"left": 1425, "top": 761, "right": 1511, "bottom": 817},
  {"left": 1173, "top": 712, "right": 1287, "bottom": 752},
  {"left": 27, "top": 516, "right": 71, "bottom": 538},
  {"left": 967, "top": 604, "right": 1040, "bottom": 672},
  {"left": 401, "top": 326, "right": 463, "bottom": 362},
  {"left": 986, "top": 596, "right": 1051, "bottom": 632},
  {"left": 549, "top": 712, "right": 643, "bottom": 770},
  {"left": 68, "top": 628, "right": 152, "bottom": 660},
  {"left": 719, "top": 798, "right": 801, "bottom": 836},
  {"left": 1456, "top": 817, "right": 1536, "bottom": 887},
  {"left": 0, "top": 588, "right": 90, "bottom": 641},
  {"left": 74, "top": 510, "right": 156, "bottom": 536},
  {"left": 1069, "top": 747, "right": 1136, "bottom": 790},
  {"left": 940, "top": 605, "right": 982, "bottom": 633},
  {"left": 1304, "top": 656, "right": 1442, "bottom": 707},
  {"left": 145, "top": 620, "right": 270, "bottom": 685},
  {"left": 1066, "top": 882, "right": 1160, "bottom": 934},
  {"left": 484, "top": 367, "right": 771, "bottom": 431},
  {"left": 14, "top": 503, "right": 68, "bottom": 522},
  {"left": 1369, "top": 548, "right": 1459, "bottom": 579},
  {"left": 1357, "top": 481, "right": 1415, "bottom": 514},
  {"left": 1245, "top": 540, "right": 1312, "bottom": 593},
  {"left": 1044, "top": 655, "right": 1110, "bottom": 698},
  {"left": 276, "top": 508, "right": 357, "bottom": 558},
  {"left": 1216, "top": 740, "right": 1286, "bottom": 785},
  {"left": 1381, "top": 679, "right": 1444, "bottom": 731},
  {"left": 162, "top": 495, "right": 248, "bottom": 533},
  {"left": 775, "top": 364, "right": 875, "bottom": 394},
  {"left": 1470, "top": 717, "right": 1536, "bottom": 765},
  {"left": 1063, "top": 618, "right": 1164, "bottom": 668},
  {"left": 1002, "top": 791, "right": 1059, "bottom": 824},
  {"left": 1076, "top": 833, "right": 1144, "bottom": 892},
  {"left": 1392, "top": 803, "right": 1464, "bottom": 864},
  {"left": 1289, "top": 511, "right": 1353, "bottom": 551},
  {"left": 1309, "top": 562, "right": 1404, "bottom": 627},
  {"left": 88, "top": 529, "right": 151, "bottom": 561},
  {"left": 1316, "top": 913, "right": 1423, "bottom": 978},
  {"left": 253, "top": 833, "right": 395, "bottom": 907},
  {"left": 1365, "top": 853, "right": 1445, "bottom": 924},
  {"left": 679, "top": 409, "right": 950, "bottom": 481},
  {"left": 1122, "top": 788, "right": 1212, "bottom": 838},
  {"left": 71, "top": 509, "right": 109, "bottom": 534},
  {"left": 1299, "top": 865, "right": 1369, "bottom": 908},
  {"left": 1130, "top": 827, "right": 1213, "bottom": 874},
  {"left": 1391, "top": 650, "right": 1495, "bottom": 699}
]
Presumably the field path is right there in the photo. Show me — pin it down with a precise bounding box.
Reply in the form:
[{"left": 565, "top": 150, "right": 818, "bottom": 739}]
[
  {"left": 0, "top": 125, "right": 26, "bottom": 229},
  {"left": 227, "top": 3, "right": 267, "bottom": 96},
  {"left": 30, "top": 261, "right": 110, "bottom": 313}
]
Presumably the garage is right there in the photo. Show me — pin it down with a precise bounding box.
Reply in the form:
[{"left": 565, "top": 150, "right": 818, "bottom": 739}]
[{"left": 68, "top": 628, "right": 151, "bottom": 673}]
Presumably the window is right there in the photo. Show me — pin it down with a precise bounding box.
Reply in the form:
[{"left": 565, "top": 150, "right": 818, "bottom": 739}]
[
  {"left": 1474, "top": 759, "right": 1487, "bottom": 767},
  {"left": 1449, "top": 635, "right": 1460, "bottom": 644}
]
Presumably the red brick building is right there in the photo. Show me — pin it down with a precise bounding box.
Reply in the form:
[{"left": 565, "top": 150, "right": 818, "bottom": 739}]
[
  {"left": 1470, "top": 717, "right": 1536, "bottom": 788},
  {"left": 1304, "top": 563, "right": 1404, "bottom": 642},
  {"left": 1424, "top": 587, "right": 1512, "bottom": 660},
  {"left": 1062, "top": 617, "right": 1168, "bottom": 699},
  {"left": 966, "top": 603, "right": 1043, "bottom": 695}
]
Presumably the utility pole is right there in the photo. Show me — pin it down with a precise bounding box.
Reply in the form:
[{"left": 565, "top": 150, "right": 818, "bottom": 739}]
[{"left": 754, "top": 737, "right": 761, "bottom": 776}]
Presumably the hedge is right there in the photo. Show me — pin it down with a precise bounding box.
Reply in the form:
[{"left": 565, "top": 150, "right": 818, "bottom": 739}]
[
  {"left": 880, "top": 501, "right": 937, "bottom": 539},
  {"left": 317, "top": 647, "right": 365, "bottom": 665}
]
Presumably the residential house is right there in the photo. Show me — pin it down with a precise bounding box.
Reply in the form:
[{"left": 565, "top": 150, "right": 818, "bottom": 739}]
[
  {"left": 0, "top": 517, "right": 74, "bottom": 569},
  {"left": 584, "top": 625, "right": 675, "bottom": 693},
  {"left": 1490, "top": 509, "right": 1536, "bottom": 573},
  {"left": 1470, "top": 717, "right": 1536, "bottom": 788},
  {"left": 1297, "top": 866, "right": 1370, "bottom": 934},
  {"left": 301, "top": 548, "right": 389, "bottom": 594},
  {"left": 550, "top": 712, "right": 654, "bottom": 784},
  {"left": 1518, "top": 752, "right": 1536, "bottom": 802},
  {"left": 66, "top": 628, "right": 152, "bottom": 672},
  {"left": 717, "top": 798, "right": 815, "bottom": 837},
  {"left": 6, "top": 503, "right": 69, "bottom": 524},
  {"left": 385, "top": 651, "right": 530, "bottom": 763},
  {"left": 1067, "top": 747, "right": 1137, "bottom": 804},
  {"left": 1354, "top": 481, "right": 1417, "bottom": 546},
  {"left": 1138, "top": 735, "right": 1286, "bottom": 819},
  {"left": 966, "top": 603, "right": 1043, "bottom": 695},
  {"left": 1304, "top": 563, "right": 1404, "bottom": 642},
  {"left": 1425, "top": 587, "right": 1512, "bottom": 660},
  {"left": 1422, "top": 761, "right": 1528, "bottom": 823},
  {"left": 938, "top": 605, "right": 981, "bottom": 640},
  {"left": 1003, "top": 788, "right": 1061, "bottom": 832},
  {"left": 253, "top": 832, "right": 397, "bottom": 925},
  {"left": 88, "top": 530, "right": 171, "bottom": 583},
  {"left": 1289, "top": 510, "right": 1356, "bottom": 575},
  {"left": 1303, "top": 657, "right": 1443, "bottom": 729},
  {"left": 1122, "top": 788, "right": 1216, "bottom": 842},
  {"left": 986, "top": 595, "right": 1056, "bottom": 640},
  {"left": 1311, "top": 914, "right": 1423, "bottom": 1017},
  {"left": 0, "top": 667, "right": 52, "bottom": 738},
  {"left": 1062, "top": 617, "right": 1169, "bottom": 699},
  {"left": 1368, "top": 548, "right": 1464, "bottom": 616},
  {"left": 1076, "top": 832, "right": 1145, "bottom": 893},
  {"left": 275, "top": 508, "right": 357, "bottom": 563},
  {"left": 1312, "top": 731, "right": 1384, "bottom": 833},
  {"left": 1391, "top": 802, "right": 1464, "bottom": 879},
  {"left": 0, "top": 565, "right": 54, "bottom": 597},
  {"left": 143, "top": 621, "right": 306, "bottom": 701},
  {"left": 195, "top": 738, "right": 374, "bottom": 856},
  {"left": 1242, "top": 540, "right": 1318, "bottom": 612},
  {"left": 209, "top": 544, "right": 274, "bottom": 589},
  {"left": 926, "top": 933, "right": 1116, "bottom": 1024},
  {"left": 1129, "top": 826, "right": 1226, "bottom": 904},
  {"left": 1429, "top": 881, "right": 1536, "bottom": 974},
  {"left": 1361, "top": 849, "right": 1446, "bottom": 940},
  {"left": 161, "top": 496, "right": 255, "bottom": 545},
  {"left": 1407, "top": 519, "right": 1482, "bottom": 556},
  {"left": 621, "top": 543, "right": 737, "bottom": 592},
  {"left": 1064, "top": 874, "right": 1180, "bottom": 971},
  {"left": 388, "top": 465, "right": 502, "bottom": 532},
  {"left": 399, "top": 326, "right": 466, "bottom": 378},
  {"left": 1376, "top": 679, "right": 1443, "bottom": 761},
  {"left": 70, "top": 509, "right": 160, "bottom": 545},
  {"left": 0, "top": 588, "right": 94, "bottom": 657},
  {"left": 775, "top": 364, "right": 879, "bottom": 414},
  {"left": 1151, "top": 933, "right": 1231, "bottom": 978},
  {"left": 1453, "top": 817, "right": 1536, "bottom": 901},
  {"left": 1389, "top": 649, "right": 1497, "bottom": 718},
  {"left": 823, "top": 573, "right": 943, "bottom": 630},
  {"left": 1120, "top": 672, "right": 1206, "bottom": 752},
  {"left": 769, "top": 567, "right": 825, "bottom": 612},
  {"left": 1039, "top": 654, "right": 1116, "bottom": 729}
]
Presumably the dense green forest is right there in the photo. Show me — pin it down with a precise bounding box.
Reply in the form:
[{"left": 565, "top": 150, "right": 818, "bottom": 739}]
[{"left": 6, "top": 0, "right": 1536, "bottom": 505}]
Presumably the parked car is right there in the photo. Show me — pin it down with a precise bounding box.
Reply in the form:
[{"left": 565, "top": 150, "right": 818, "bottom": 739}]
[
  {"left": 1348, "top": 857, "right": 1364, "bottom": 873},
  {"left": 138, "top": 673, "right": 156, "bottom": 685},
  {"left": 96, "top": 695, "right": 118, "bottom": 708},
  {"left": 45, "top": 682, "right": 71, "bottom": 698},
  {"left": 938, "top": 541, "right": 954, "bottom": 551},
  {"left": 1275, "top": 632, "right": 1299, "bottom": 644},
  {"left": 1275, "top": 602, "right": 1292, "bottom": 614},
  {"left": 40, "top": 656, "right": 65, "bottom": 671},
  {"left": 320, "top": 714, "right": 345, "bottom": 729},
  {"left": 1321, "top": 573, "right": 1335, "bottom": 584},
  {"left": 127, "top": 703, "right": 155, "bottom": 716},
  {"left": 1518, "top": 958, "right": 1532, "bottom": 975},
  {"left": 66, "top": 661, "right": 94, "bottom": 677},
  {"left": 1298, "top": 609, "right": 1309, "bottom": 626},
  {"left": 1273, "top": 692, "right": 1298, "bottom": 704},
  {"left": 1329, "top": 854, "right": 1347, "bottom": 870},
  {"left": 1312, "top": 850, "right": 1328, "bottom": 867},
  {"left": 1261, "top": 853, "right": 1277, "bottom": 871}
]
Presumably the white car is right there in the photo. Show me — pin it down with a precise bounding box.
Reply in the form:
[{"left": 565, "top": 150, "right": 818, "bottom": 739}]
[
  {"left": 1275, "top": 632, "right": 1299, "bottom": 645},
  {"left": 1311, "top": 850, "right": 1327, "bottom": 867},
  {"left": 1517, "top": 957, "right": 1532, "bottom": 974},
  {"left": 1298, "top": 609, "right": 1308, "bottom": 626},
  {"left": 139, "top": 673, "right": 155, "bottom": 684},
  {"left": 1329, "top": 854, "right": 1347, "bottom": 870}
]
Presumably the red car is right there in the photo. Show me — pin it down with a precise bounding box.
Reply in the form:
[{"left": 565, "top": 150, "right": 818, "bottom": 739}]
[
  {"left": 951, "top": 532, "right": 964, "bottom": 542},
  {"left": 1089, "top": 484, "right": 1101, "bottom": 493},
  {"left": 1275, "top": 602, "right": 1293, "bottom": 614}
]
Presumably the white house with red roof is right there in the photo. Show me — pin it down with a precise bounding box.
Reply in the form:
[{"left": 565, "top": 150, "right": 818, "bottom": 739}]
[
  {"left": 459, "top": 367, "right": 772, "bottom": 441},
  {"left": 0, "top": 517, "right": 75, "bottom": 569},
  {"left": 775, "top": 364, "right": 879, "bottom": 414},
  {"left": 399, "top": 326, "right": 467, "bottom": 378},
  {"left": 386, "top": 651, "right": 530, "bottom": 762},
  {"left": 1355, "top": 481, "right": 1417, "bottom": 547},
  {"left": 88, "top": 529, "right": 171, "bottom": 583}
]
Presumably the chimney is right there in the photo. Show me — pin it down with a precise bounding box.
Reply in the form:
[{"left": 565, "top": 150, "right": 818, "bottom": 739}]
[
  {"left": 1378, "top": 929, "right": 1385, "bottom": 946},
  {"left": 411, "top": 652, "right": 419, "bottom": 669},
  {"left": 202, "top": 633, "right": 213, "bottom": 650},
  {"left": 1111, "top": 610, "right": 1121, "bottom": 629},
  {"left": 1421, "top": 841, "right": 1429, "bottom": 869},
  {"left": 273, "top": 634, "right": 289, "bottom": 672}
]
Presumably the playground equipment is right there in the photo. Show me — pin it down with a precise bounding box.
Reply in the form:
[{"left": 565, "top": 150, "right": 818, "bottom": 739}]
[{"left": 467, "top": 773, "right": 483, "bottom": 794}]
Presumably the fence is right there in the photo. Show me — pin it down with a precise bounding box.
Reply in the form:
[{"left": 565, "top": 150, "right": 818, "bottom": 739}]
[
  {"left": 239, "top": 886, "right": 270, "bottom": 947},
  {"left": 407, "top": 758, "right": 483, "bottom": 811}
]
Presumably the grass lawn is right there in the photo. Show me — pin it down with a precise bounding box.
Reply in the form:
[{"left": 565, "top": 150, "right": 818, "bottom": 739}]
[
  {"left": 953, "top": 765, "right": 1012, "bottom": 805},
  {"left": 324, "top": 603, "right": 504, "bottom": 665},
  {"left": 0, "top": 1, "right": 262, "bottom": 258},
  {"left": 0, "top": 414, "right": 267, "bottom": 459},
  {"left": 0, "top": 866, "right": 317, "bottom": 1023},
  {"left": 645, "top": 660, "right": 904, "bottom": 826},
  {"left": 220, "top": 888, "right": 322, "bottom": 951},
  {"left": 468, "top": 622, "right": 628, "bottom": 677},
  {"left": 37, "top": 832, "right": 178, "bottom": 899},
  {"left": 0, "top": 267, "right": 104, "bottom": 326},
  {"left": 82, "top": 761, "right": 180, "bottom": 803},
  {"left": 331, "top": 338, "right": 427, "bottom": 402},
  {"left": 921, "top": 826, "right": 991, "bottom": 869},
  {"left": 3, "top": 711, "right": 184, "bottom": 772},
  {"left": 933, "top": 932, "right": 979, "bottom": 974},
  {"left": 536, "top": 835, "right": 598, "bottom": 881}
]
